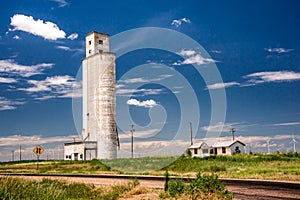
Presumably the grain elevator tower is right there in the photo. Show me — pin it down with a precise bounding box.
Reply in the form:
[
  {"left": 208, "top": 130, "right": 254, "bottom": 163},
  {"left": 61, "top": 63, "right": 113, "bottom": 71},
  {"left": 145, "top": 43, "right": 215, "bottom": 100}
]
[{"left": 82, "top": 31, "right": 117, "bottom": 159}]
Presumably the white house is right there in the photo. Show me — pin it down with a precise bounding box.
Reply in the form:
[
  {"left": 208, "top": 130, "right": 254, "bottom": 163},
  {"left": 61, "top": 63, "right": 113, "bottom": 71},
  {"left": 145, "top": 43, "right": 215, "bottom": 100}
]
[
  {"left": 188, "top": 142, "right": 210, "bottom": 158},
  {"left": 210, "top": 140, "right": 245, "bottom": 156},
  {"left": 188, "top": 140, "right": 246, "bottom": 157}
]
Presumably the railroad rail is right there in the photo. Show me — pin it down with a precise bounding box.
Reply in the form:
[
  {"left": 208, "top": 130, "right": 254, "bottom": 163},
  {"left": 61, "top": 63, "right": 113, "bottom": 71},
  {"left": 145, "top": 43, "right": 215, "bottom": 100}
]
[{"left": 1, "top": 173, "right": 300, "bottom": 199}]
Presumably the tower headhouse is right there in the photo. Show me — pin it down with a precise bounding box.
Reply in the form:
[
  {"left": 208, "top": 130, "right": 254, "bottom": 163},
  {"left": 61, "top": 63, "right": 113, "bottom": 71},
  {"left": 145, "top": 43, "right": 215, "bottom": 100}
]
[{"left": 85, "top": 31, "right": 110, "bottom": 57}]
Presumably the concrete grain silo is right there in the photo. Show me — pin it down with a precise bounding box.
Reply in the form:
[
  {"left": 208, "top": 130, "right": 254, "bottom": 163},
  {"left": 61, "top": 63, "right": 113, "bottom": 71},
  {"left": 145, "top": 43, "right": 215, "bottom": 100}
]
[{"left": 82, "top": 31, "right": 117, "bottom": 159}]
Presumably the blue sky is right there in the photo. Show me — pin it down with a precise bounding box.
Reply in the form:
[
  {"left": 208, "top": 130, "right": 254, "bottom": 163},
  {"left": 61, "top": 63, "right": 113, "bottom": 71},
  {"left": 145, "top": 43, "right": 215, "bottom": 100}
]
[{"left": 0, "top": 0, "right": 300, "bottom": 161}]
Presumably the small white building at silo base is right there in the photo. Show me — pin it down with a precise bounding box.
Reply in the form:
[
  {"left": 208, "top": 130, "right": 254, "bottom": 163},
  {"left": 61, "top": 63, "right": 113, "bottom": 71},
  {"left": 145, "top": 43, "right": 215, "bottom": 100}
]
[{"left": 64, "top": 141, "right": 97, "bottom": 161}]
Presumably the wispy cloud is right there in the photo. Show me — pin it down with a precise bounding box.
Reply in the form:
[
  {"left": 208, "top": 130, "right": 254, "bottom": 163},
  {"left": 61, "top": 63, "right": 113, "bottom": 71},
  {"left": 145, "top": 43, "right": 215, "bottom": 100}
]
[
  {"left": 0, "top": 96, "right": 25, "bottom": 111},
  {"left": 211, "top": 50, "right": 222, "bottom": 54},
  {"left": 273, "top": 122, "right": 300, "bottom": 126},
  {"left": 119, "top": 74, "right": 173, "bottom": 84},
  {"left": 116, "top": 75, "right": 171, "bottom": 96},
  {"left": 51, "top": 0, "right": 69, "bottom": 8},
  {"left": 10, "top": 14, "right": 66, "bottom": 40},
  {"left": 56, "top": 45, "right": 72, "bottom": 51},
  {"left": 0, "top": 59, "right": 53, "bottom": 77},
  {"left": 201, "top": 122, "right": 250, "bottom": 133},
  {"left": 0, "top": 134, "right": 76, "bottom": 147},
  {"left": 117, "top": 87, "right": 164, "bottom": 97},
  {"left": 265, "top": 47, "right": 293, "bottom": 54},
  {"left": 174, "top": 49, "right": 216, "bottom": 66},
  {"left": 13, "top": 35, "right": 20, "bottom": 40},
  {"left": 244, "top": 71, "right": 300, "bottom": 84},
  {"left": 55, "top": 45, "right": 83, "bottom": 53},
  {"left": 171, "top": 17, "right": 191, "bottom": 27},
  {"left": 119, "top": 129, "right": 160, "bottom": 139},
  {"left": 67, "top": 33, "right": 78, "bottom": 40},
  {"left": 0, "top": 77, "right": 17, "bottom": 83},
  {"left": 206, "top": 82, "right": 240, "bottom": 90},
  {"left": 127, "top": 98, "right": 157, "bottom": 108},
  {"left": 19, "top": 75, "right": 82, "bottom": 99}
]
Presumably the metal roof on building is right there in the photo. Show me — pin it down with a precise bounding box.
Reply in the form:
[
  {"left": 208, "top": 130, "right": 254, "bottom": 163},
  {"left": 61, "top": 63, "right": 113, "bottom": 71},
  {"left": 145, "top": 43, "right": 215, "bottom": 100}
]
[
  {"left": 212, "top": 140, "right": 245, "bottom": 148},
  {"left": 188, "top": 142, "right": 208, "bottom": 149}
]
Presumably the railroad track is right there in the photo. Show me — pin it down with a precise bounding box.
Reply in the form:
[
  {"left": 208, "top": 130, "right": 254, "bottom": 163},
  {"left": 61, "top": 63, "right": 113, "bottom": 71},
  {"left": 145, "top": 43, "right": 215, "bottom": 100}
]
[{"left": 1, "top": 173, "right": 300, "bottom": 199}]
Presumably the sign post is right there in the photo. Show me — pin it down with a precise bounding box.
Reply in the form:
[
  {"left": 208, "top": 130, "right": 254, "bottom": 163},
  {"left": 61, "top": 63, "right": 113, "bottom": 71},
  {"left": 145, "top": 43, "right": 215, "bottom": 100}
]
[{"left": 33, "top": 145, "right": 44, "bottom": 170}]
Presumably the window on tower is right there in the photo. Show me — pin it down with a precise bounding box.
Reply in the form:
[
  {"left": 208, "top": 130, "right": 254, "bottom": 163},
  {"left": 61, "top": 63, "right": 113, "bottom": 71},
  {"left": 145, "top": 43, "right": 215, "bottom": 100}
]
[
  {"left": 99, "top": 40, "right": 103, "bottom": 45},
  {"left": 89, "top": 40, "right": 91, "bottom": 45}
]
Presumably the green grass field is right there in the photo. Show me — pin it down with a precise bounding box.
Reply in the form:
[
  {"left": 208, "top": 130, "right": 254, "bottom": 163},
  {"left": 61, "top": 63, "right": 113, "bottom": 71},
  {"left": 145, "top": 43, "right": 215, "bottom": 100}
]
[{"left": 0, "top": 152, "right": 299, "bottom": 181}]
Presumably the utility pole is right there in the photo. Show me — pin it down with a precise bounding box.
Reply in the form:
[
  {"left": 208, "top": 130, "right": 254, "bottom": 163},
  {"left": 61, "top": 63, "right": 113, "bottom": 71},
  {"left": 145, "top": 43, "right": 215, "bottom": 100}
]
[
  {"left": 266, "top": 138, "right": 271, "bottom": 154},
  {"left": 11, "top": 150, "right": 14, "bottom": 162},
  {"left": 19, "top": 146, "right": 21, "bottom": 161},
  {"left": 130, "top": 124, "right": 135, "bottom": 158},
  {"left": 190, "top": 122, "right": 193, "bottom": 145},
  {"left": 230, "top": 128, "right": 236, "bottom": 141}
]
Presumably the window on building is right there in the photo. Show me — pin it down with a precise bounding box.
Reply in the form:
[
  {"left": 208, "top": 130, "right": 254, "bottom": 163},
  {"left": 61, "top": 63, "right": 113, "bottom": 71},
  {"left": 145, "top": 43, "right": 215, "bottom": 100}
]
[
  {"left": 202, "top": 149, "right": 208, "bottom": 154},
  {"left": 194, "top": 149, "right": 198, "bottom": 154},
  {"left": 98, "top": 40, "right": 103, "bottom": 45},
  {"left": 66, "top": 155, "right": 68, "bottom": 159},
  {"left": 235, "top": 146, "right": 241, "bottom": 154},
  {"left": 210, "top": 149, "right": 214, "bottom": 154},
  {"left": 89, "top": 40, "right": 91, "bottom": 45},
  {"left": 89, "top": 50, "right": 92, "bottom": 54},
  {"left": 222, "top": 147, "right": 226, "bottom": 154},
  {"left": 80, "top": 154, "right": 83, "bottom": 159}
]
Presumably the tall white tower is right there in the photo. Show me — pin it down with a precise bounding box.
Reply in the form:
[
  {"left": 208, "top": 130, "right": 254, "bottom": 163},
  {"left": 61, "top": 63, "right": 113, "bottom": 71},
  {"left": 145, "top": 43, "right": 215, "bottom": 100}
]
[{"left": 82, "top": 31, "right": 117, "bottom": 159}]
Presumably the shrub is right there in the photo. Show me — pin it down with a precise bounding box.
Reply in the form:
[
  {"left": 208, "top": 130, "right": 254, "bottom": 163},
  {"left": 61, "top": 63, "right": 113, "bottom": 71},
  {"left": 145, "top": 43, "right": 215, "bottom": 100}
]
[
  {"left": 185, "top": 172, "right": 233, "bottom": 199},
  {"left": 210, "top": 165, "right": 226, "bottom": 172},
  {"left": 167, "top": 179, "right": 185, "bottom": 197}
]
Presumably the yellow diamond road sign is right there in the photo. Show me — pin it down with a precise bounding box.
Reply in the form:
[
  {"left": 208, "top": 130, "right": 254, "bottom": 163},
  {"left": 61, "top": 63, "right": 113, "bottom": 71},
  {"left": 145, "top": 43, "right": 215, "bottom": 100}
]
[{"left": 33, "top": 145, "right": 44, "bottom": 156}]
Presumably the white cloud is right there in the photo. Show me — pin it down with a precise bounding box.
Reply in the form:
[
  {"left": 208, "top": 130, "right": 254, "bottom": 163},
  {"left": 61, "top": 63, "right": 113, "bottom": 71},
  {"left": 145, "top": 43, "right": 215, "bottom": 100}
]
[
  {"left": 273, "top": 122, "right": 300, "bottom": 126},
  {"left": 67, "top": 33, "right": 78, "bottom": 40},
  {"left": 0, "top": 97, "right": 25, "bottom": 111},
  {"left": 116, "top": 75, "right": 171, "bottom": 96},
  {"left": 201, "top": 122, "right": 250, "bottom": 133},
  {"left": 10, "top": 14, "right": 66, "bottom": 40},
  {"left": 244, "top": 71, "right": 300, "bottom": 84},
  {"left": 178, "top": 49, "right": 196, "bottom": 56},
  {"left": 117, "top": 88, "right": 163, "bottom": 96},
  {"left": 206, "top": 82, "right": 240, "bottom": 90},
  {"left": 0, "top": 134, "right": 76, "bottom": 147},
  {"left": 202, "top": 122, "right": 228, "bottom": 132},
  {"left": 211, "top": 50, "right": 222, "bottom": 54},
  {"left": 0, "top": 59, "right": 53, "bottom": 77},
  {"left": 265, "top": 48, "right": 293, "bottom": 53},
  {"left": 171, "top": 17, "right": 191, "bottom": 27},
  {"left": 0, "top": 77, "right": 17, "bottom": 83},
  {"left": 119, "top": 74, "right": 173, "bottom": 84},
  {"left": 127, "top": 98, "right": 157, "bottom": 108},
  {"left": 13, "top": 35, "right": 20, "bottom": 40},
  {"left": 19, "top": 75, "right": 82, "bottom": 99},
  {"left": 51, "top": 0, "right": 69, "bottom": 8},
  {"left": 56, "top": 45, "right": 71, "bottom": 51},
  {"left": 55, "top": 45, "right": 84, "bottom": 54},
  {"left": 174, "top": 49, "right": 216, "bottom": 66},
  {"left": 119, "top": 129, "right": 160, "bottom": 139}
]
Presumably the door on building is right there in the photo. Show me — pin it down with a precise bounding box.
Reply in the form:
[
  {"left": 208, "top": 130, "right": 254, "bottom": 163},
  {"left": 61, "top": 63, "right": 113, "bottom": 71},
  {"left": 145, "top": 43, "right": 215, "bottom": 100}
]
[{"left": 74, "top": 153, "right": 78, "bottom": 161}]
